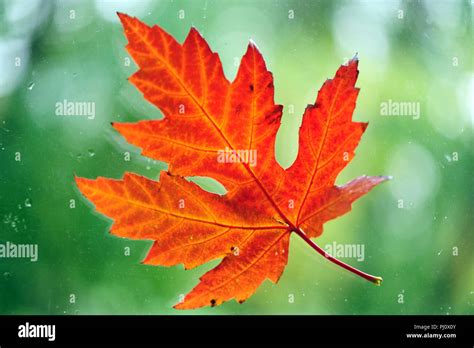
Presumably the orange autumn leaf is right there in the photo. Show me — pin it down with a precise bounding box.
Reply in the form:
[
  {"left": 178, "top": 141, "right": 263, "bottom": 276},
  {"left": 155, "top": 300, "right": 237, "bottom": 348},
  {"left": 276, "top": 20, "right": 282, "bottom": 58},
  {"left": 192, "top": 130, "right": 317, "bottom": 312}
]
[{"left": 75, "top": 13, "right": 390, "bottom": 310}]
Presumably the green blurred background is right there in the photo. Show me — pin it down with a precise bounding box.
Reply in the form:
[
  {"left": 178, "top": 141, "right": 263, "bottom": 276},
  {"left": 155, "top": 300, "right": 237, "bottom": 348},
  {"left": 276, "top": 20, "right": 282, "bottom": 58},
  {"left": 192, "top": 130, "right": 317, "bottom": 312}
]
[{"left": 0, "top": 0, "right": 472, "bottom": 314}]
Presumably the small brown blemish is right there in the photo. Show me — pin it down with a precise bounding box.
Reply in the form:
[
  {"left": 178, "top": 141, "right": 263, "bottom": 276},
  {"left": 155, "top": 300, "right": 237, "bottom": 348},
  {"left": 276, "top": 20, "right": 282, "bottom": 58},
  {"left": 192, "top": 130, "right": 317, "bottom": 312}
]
[
  {"left": 235, "top": 104, "right": 242, "bottom": 114},
  {"left": 249, "top": 84, "right": 254, "bottom": 92},
  {"left": 210, "top": 299, "right": 217, "bottom": 307},
  {"left": 230, "top": 246, "right": 235, "bottom": 251}
]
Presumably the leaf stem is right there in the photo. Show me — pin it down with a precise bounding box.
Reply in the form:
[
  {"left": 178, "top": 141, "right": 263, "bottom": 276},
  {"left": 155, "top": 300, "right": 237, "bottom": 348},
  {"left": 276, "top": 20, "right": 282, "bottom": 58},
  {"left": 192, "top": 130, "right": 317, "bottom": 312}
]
[{"left": 293, "top": 228, "right": 383, "bottom": 286}]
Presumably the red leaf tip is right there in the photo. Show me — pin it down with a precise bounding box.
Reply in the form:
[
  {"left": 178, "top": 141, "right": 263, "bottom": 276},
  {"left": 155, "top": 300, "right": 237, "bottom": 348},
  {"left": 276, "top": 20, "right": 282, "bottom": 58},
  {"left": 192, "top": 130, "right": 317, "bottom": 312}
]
[
  {"left": 117, "top": 12, "right": 129, "bottom": 22},
  {"left": 248, "top": 39, "right": 261, "bottom": 51},
  {"left": 188, "top": 26, "right": 203, "bottom": 38}
]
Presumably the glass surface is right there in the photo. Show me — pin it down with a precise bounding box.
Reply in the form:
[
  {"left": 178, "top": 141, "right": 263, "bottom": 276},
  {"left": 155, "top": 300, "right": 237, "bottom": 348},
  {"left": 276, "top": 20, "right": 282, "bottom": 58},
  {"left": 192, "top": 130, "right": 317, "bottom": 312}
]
[{"left": 0, "top": 0, "right": 472, "bottom": 315}]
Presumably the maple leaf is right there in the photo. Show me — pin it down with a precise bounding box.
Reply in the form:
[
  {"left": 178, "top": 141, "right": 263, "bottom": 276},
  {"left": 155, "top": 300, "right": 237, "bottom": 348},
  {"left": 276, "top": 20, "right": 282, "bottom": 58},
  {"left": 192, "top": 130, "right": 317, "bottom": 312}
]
[{"left": 75, "top": 13, "right": 390, "bottom": 309}]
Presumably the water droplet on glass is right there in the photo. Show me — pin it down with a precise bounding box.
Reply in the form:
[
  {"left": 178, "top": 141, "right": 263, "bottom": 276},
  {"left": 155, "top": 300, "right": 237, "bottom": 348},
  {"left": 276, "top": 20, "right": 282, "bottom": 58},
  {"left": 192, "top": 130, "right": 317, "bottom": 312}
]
[
  {"left": 24, "top": 198, "right": 32, "bottom": 208},
  {"left": 88, "top": 149, "right": 95, "bottom": 157},
  {"left": 27, "top": 82, "right": 35, "bottom": 90}
]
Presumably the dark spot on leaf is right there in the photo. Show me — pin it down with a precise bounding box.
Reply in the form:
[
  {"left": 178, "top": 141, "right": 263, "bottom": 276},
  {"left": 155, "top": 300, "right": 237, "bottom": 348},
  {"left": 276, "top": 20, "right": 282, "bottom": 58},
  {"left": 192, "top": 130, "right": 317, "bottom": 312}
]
[
  {"left": 210, "top": 299, "right": 217, "bottom": 306},
  {"left": 306, "top": 103, "right": 318, "bottom": 111},
  {"left": 249, "top": 84, "right": 254, "bottom": 92},
  {"left": 265, "top": 106, "right": 282, "bottom": 124},
  {"left": 230, "top": 246, "right": 235, "bottom": 251},
  {"left": 235, "top": 104, "right": 242, "bottom": 114}
]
